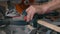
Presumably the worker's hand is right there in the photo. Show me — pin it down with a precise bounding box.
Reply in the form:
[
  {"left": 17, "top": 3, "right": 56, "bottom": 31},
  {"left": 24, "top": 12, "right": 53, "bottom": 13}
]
[
  {"left": 26, "top": 0, "right": 60, "bottom": 22},
  {"left": 26, "top": 5, "right": 50, "bottom": 22}
]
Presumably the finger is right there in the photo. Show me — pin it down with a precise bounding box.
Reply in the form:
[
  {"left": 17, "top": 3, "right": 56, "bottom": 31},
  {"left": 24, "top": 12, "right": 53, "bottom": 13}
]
[
  {"left": 26, "top": 11, "right": 31, "bottom": 22},
  {"left": 26, "top": 7, "right": 30, "bottom": 12},
  {"left": 31, "top": 12, "right": 34, "bottom": 20}
]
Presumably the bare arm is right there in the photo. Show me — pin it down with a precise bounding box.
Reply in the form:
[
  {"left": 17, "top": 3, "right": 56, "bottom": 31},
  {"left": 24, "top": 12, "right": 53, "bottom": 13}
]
[
  {"left": 46, "top": 0, "right": 60, "bottom": 10},
  {"left": 26, "top": 0, "right": 60, "bottom": 22}
]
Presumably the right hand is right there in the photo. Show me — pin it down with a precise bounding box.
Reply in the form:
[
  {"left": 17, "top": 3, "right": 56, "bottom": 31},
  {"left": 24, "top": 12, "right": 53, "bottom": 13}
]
[{"left": 26, "top": 5, "right": 50, "bottom": 22}]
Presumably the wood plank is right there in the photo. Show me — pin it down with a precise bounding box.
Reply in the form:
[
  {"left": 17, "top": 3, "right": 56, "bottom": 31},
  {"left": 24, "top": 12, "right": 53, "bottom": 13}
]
[{"left": 37, "top": 20, "right": 60, "bottom": 32}]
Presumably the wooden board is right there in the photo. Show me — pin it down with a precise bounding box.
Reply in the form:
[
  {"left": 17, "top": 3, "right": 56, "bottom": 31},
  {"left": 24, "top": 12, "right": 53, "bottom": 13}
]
[{"left": 37, "top": 20, "right": 60, "bottom": 32}]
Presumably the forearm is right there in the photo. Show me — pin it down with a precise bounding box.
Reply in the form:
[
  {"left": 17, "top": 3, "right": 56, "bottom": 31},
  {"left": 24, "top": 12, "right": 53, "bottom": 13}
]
[{"left": 46, "top": 0, "right": 60, "bottom": 10}]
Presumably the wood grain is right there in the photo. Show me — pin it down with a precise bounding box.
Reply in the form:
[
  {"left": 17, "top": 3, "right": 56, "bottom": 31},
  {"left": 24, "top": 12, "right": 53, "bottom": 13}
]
[{"left": 37, "top": 20, "right": 60, "bottom": 32}]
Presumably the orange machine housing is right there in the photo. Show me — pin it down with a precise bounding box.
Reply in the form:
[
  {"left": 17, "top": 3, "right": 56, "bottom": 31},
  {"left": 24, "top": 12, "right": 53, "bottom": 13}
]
[{"left": 15, "top": 0, "right": 34, "bottom": 14}]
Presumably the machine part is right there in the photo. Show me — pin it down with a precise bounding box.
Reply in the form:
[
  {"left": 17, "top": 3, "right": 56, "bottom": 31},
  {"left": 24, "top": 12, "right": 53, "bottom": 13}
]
[
  {"left": 29, "top": 26, "right": 58, "bottom": 34},
  {"left": 0, "top": 12, "right": 4, "bottom": 19},
  {"left": 0, "top": 6, "right": 10, "bottom": 28},
  {"left": 4, "top": 25, "right": 29, "bottom": 34},
  {"left": 50, "top": 31, "right": 57, "bottom": 34},
  {"left": 0, "top": 0, "right": 8, "bottom": 1},
  {"left": 5, "top": 9, "right": 20, "bottom": 17},
  {"left": 30, "top": 29, "right": 37, "bottom": 34},
  {"left": 0, "top": 30, "right": 6, "bottom": 34},
  {"left": 15, "top": 0, "right": 34, "bottom": 14},
  {"left": 5, "top": 1, "right": 20, "bottom": 17},
  {"left": 34, "top": 0, "right": 50, "bottom": 4},
  {"left": 46, "top": 30, "right": 52, "bottom": 34},
  {"left": 24, "top": 0, "right": 30, "bottom": 5},
  {"left": 0, "top": 19, "right": 10, "bottom": 28},
  {"left": 0, "top": 6, "right": 5, "bottom": 19},
  {"left": 0, "top": 11, "right": 59, "bottom": 27},
  {"left": 10, "top": 0, "right": 22, "bottom": 4}
]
